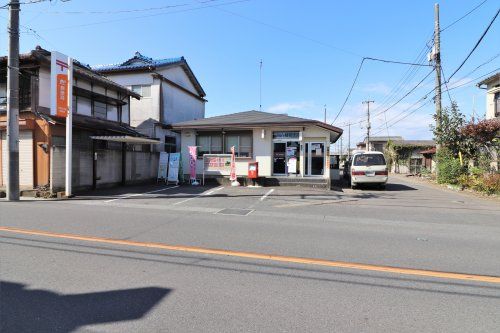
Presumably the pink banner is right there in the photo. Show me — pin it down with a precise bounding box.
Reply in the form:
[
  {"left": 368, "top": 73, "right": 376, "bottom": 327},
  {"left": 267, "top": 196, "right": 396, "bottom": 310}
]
[
  {"left": 230, "top": 146, "right": 237, "bottom": 181},
  {"left": 188, "top": 146, "right": 197, "bottom": 180}
]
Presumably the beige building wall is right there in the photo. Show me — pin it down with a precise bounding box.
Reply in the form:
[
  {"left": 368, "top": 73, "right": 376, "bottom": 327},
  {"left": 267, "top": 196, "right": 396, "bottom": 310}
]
[{"left": 180, "top": 126, "right": 331, "bottom": 180}]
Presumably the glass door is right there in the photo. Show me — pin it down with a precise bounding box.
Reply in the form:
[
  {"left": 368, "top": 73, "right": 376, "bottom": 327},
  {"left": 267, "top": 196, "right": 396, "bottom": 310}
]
[
  {"left": 306, "top": 142, "right": 325, "bottom": 176},
  {"left": 273, "top": 142, "right": 286, "bottom": 175}
]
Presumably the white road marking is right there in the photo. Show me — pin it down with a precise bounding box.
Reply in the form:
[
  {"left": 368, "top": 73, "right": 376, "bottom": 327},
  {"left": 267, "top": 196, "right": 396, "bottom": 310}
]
[
  {"left": 260, "top": 189, "right": 275, "bottom": 201},
  {"left": 173, "top": 186, "right": 224, "bottom": 206},
  {"left": 104, "top": 186, "right": 179, "bottom": 203}
]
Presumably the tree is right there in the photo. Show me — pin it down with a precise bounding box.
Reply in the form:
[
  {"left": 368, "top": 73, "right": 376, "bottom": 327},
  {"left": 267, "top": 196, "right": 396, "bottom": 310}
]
[{"left": 431, "top": 101, "right": 466, "bottom": 157}]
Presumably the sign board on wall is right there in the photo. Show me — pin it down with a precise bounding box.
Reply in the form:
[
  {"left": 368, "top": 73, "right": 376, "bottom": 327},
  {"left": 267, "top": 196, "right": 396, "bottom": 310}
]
[
  {"left": 157, "top": 152, "right": 169, "bottom": 181},
  {"left": 167, "top": 153, "right": 180, "bottom": 184},
  {"left": 50, "top": 51, "right": 71, "bottom": 118}
]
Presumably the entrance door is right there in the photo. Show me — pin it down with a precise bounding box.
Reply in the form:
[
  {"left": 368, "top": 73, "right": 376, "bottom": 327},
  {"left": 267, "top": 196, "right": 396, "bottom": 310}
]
[
  {"left": 305, "top": 142, "right": 325, "bottom": 176},
  {"left": 273, "top": 142, "right": 286, "bottom": 174}
]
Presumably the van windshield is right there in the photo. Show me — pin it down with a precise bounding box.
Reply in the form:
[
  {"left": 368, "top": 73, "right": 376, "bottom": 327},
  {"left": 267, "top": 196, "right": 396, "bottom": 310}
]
[{"left": 353, "top": 154, "right": 386, "bottom": 166}]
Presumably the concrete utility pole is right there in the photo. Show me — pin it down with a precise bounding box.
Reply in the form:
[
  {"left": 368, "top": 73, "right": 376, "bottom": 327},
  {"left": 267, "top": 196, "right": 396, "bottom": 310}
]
[
  {"left": 362, "top": 100, "right": 374, "bottom": 151},
  {"left": 434, "top": 3, "right": 442, "bottom": 155},
  {"left": 6, "top": 0, "right": 20, "bottom": 201},
  {"left": 324, "top": 104, "right": 327, "bottom": 123},
  {"left": 347, "top": 123, "right": 351, "bottom": 158},
  {"left": 259, "top": 59, "right": 262, "bottom": 111}
]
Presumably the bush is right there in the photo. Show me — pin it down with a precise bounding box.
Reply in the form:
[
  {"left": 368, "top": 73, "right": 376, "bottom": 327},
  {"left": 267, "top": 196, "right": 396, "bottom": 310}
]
[
  {"left": 437, "top": 149, "right": 463, "bottom": 184},
  {"left": 473, "top": 173, "right": 500, "bottom": 195}
]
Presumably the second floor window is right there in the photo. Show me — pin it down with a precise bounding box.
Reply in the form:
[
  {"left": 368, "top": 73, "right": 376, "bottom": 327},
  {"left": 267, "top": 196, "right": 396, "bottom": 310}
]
[
  {"left": 93, "top": 101, "right": 107, "bottom": 119},
  {"left": 131, "top": 85, "right": 151, "bottom": 98},
  {"left": 495, "top": 92, "right": 499, "bottom": 117}
]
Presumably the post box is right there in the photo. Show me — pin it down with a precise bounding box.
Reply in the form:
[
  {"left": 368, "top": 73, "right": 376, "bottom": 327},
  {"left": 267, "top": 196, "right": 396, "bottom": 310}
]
[{"left": 248, "top": 162, "right": 258, "bottom": 179}]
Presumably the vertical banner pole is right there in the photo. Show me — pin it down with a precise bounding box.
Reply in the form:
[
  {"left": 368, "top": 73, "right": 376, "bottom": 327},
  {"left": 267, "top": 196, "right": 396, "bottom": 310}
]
[{"left": 65, "top": 57, "right": 73, "bottom": 197}]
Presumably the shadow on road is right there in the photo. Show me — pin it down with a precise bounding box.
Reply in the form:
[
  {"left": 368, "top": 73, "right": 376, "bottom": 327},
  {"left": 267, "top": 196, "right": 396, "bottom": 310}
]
[{"left": 0, "top": 281, "right": 170, "bottom": 333}]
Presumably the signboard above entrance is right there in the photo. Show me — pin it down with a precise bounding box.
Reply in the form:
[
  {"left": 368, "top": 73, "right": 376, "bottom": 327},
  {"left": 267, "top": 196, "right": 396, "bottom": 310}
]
[{"left": 272, "top": 131, "right": 302, "bottom": 141}]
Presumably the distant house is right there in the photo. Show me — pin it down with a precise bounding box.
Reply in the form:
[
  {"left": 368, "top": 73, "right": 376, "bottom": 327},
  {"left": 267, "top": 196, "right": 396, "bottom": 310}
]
[
  {"left": 477, "top": 72, "right": 499, "bottom": 120},
  {"left": 363, "top": 136, "right": 404, "bottom": 152},
  {"left": 94, "top": 52, "right": 206, "bottom": 153},
  {"left": 355, "top": 136, "right": 436, "bottom": 174}
]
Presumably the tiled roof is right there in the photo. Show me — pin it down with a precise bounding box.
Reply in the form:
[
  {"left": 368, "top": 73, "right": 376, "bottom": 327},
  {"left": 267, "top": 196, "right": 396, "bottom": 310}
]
[
  {"left": 171, "top": 110, "right": 343, "bottom": 135},
  {"left": 93, "top": 52, "right": 184, "bottom": 72}
]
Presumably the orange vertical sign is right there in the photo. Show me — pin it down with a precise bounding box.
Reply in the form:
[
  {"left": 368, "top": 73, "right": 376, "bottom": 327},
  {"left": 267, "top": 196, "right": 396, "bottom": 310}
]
[{"left": 56, "top": 73, "right": 68, "bottom": 118}]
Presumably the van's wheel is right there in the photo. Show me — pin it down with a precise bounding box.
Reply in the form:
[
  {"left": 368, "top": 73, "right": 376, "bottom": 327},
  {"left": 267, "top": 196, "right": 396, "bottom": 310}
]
[{"left": 379, "top": 184, "right": 386, "bottom": 190}]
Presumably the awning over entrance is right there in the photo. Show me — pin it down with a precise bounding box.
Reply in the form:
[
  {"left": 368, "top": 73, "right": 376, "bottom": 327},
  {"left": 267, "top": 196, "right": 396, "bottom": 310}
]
[{"left": 90, "top": 135, "right": 161, "bottom": 144}]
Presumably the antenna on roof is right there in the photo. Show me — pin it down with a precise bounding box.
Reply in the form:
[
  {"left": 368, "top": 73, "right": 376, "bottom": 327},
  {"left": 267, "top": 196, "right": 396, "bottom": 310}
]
[{"left": 259, "top": 59, "right": 263, "bottom": 111}]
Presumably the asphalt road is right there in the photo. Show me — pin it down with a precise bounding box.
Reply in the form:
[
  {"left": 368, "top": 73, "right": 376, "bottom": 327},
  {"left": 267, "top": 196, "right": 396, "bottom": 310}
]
[{"left": 1, "top": 175, "right": 499, "bottom": 332}]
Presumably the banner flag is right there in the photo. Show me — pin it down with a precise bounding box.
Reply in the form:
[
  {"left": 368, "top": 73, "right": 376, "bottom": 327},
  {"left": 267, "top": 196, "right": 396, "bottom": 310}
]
[
  {"left": 188, "top": 146, "right": 197, "bottom": 181},
  {"left": 230, "top": 146, "right": 237, "bottom": 181}
]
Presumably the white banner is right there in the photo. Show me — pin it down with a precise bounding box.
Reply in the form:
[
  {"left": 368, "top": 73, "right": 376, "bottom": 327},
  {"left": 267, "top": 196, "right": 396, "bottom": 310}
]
[
  {"left": 50, "top": 51, "right": 71, "bottom": 117},
  {"left": 157, "top": 152, "right": 169, "bottom": 180},
  {"left": 167, "top": 153, "right": 181, "bottom": 184}
]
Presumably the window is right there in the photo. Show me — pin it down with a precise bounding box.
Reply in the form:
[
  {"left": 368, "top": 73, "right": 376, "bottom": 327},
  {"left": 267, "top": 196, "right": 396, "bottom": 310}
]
[
  {"left": 77, "top": 96, "right": 92, "bottom": 116},
  {"left": 131, "top": 85, "right": 151, "bottom": 98},
  {"left": 196, "top": 134, "right": 222, "bottom": 157},
  {"left": 495, "top": 92, "right": 499, "bottom": 117},
  {"left": 224, "top": 132, "right": 253, "bottom": 157},
  {"left": 165, "top": 136, "right": 177, "bottom": 153},
  {"left": 93, "top": 101, "right": 107, "bottom": 119},
  {"left": 353, "top": 154, "right": 386, "bottom": 166}
]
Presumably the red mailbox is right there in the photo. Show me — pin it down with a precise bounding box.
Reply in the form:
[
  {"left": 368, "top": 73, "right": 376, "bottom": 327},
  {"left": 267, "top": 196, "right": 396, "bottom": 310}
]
[{"left": 248, "top": 162, "right": 258, "bottom": 179}]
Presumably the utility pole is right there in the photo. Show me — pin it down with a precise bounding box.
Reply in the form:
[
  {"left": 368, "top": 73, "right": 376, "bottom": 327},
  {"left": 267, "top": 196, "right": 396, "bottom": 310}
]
[
  {"left": 324, "top": 104, "right": 327, "bottom": 123},
  {"left": 434, "top": 3, "right": 442, "bottom": 155},
  {"left": 6, "top": 0, "right": 20, "bottom": 201},
  {"left": 347, "top": 123, "right": 351, "bottom": 158},
  {"left": 259, "top": 59, "right": 262, "bottom": 111},
  {"left": 362, "top": 100, "right": 374, "bottom": 151}
]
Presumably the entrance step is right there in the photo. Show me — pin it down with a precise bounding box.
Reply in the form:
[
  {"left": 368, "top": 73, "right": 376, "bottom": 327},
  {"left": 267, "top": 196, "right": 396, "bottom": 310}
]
[{"left": 264, "top": 177, "right": 329, "bottom": 189}]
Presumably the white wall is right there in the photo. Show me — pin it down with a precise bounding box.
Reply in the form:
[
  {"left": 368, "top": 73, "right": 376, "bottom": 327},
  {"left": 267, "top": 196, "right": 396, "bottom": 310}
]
[
  {"left": 162, "top": 83, "right": 205, "bottom": 124},
  {"left": 1, "top": 130, "right": 34, "bottom": 187},
  {"left": 158, "top": 66, "right": 198, "bottom": 95},
  {"left": 38, "top": 67, "right": 51, "bottom": 109}
]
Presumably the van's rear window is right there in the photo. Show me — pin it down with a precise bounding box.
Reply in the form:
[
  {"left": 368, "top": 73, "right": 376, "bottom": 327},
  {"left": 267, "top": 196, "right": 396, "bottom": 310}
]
[{"left": 353, "top": 154, "right": 386, "bottom": 166}]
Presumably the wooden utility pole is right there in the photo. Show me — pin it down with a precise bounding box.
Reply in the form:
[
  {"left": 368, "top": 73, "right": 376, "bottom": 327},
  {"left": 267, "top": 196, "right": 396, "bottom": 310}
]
[
  {"left": 6, "top": 0, "right": 20, "bottom": 201},
  {"left": 362, "top": 100, "right": 374, "bottom": 151},
  {"left": 434, "top": 3, "right": 442, "bottom": 154}
]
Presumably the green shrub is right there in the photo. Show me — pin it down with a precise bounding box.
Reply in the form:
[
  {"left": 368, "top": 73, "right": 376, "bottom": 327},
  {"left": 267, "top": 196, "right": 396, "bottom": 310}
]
[{"left": 437, "top": 149, "right": 463, "bottom": 184}]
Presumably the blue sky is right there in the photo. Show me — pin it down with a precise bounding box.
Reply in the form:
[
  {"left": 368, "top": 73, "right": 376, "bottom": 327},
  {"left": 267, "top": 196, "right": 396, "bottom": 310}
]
[{"left": 2, "top": 0, "right": 499, "bottom": 146}]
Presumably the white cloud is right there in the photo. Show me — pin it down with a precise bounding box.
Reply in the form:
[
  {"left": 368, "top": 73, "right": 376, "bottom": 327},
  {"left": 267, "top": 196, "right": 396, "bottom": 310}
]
[
  {"left": 360, "top": 82, "right": 392, "bottom": 95},
  {"left": 266, "top": 101, "right": 316, "bottom": 114}
]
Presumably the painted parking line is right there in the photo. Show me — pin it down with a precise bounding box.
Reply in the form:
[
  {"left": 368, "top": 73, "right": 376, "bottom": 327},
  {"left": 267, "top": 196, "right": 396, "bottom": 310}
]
[
  {"left": 104, "top": 186, "right": 179, "bottom": 203},
  {"left": 260, "top": 189, "right": 275, "bottom": 201},
  {"left": 173, "top": 186, "right": 224, "bottom": 206},
  {"left": 1, "top": 226, "right": 499, "bottom": 284}
]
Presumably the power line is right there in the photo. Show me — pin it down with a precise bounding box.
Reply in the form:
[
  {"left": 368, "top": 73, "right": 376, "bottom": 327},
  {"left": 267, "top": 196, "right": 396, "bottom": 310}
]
[
  {"left": 20, "top": 0, "right": 214, "bottom": 14},
  {"left": 447, "top": 7, "right": 499, "bottom": 81},
  {"left": 37, "top": 0, "right": 252, "bottom": 31},
  {"left": 331, "top": 58, "right": 365, "bottom": 124},
  {"left": 441, "top": 0, "right": 489, "bottom": 32}
]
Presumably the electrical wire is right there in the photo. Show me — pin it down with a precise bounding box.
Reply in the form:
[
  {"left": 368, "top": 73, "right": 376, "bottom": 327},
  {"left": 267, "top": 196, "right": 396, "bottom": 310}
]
[
  {"left": 441, "top": 0, "right": 489, "bottom": 32},
  {"left": 331, "top": 58, "right": 365, "bottom": 124},
  {"left": 447, "top": 7, "right": 499, "bottom": 81}
]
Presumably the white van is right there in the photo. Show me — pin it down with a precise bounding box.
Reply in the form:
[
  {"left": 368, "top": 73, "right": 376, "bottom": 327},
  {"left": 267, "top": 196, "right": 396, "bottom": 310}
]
[{"left": 347, "top": 151, "right": 388, "bottom": 189}]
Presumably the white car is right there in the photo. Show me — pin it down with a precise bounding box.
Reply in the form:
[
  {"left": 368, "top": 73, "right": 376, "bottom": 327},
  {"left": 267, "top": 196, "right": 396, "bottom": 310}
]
[{"left": 348, "top": 151, "right": 388, "bottom": 189}]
